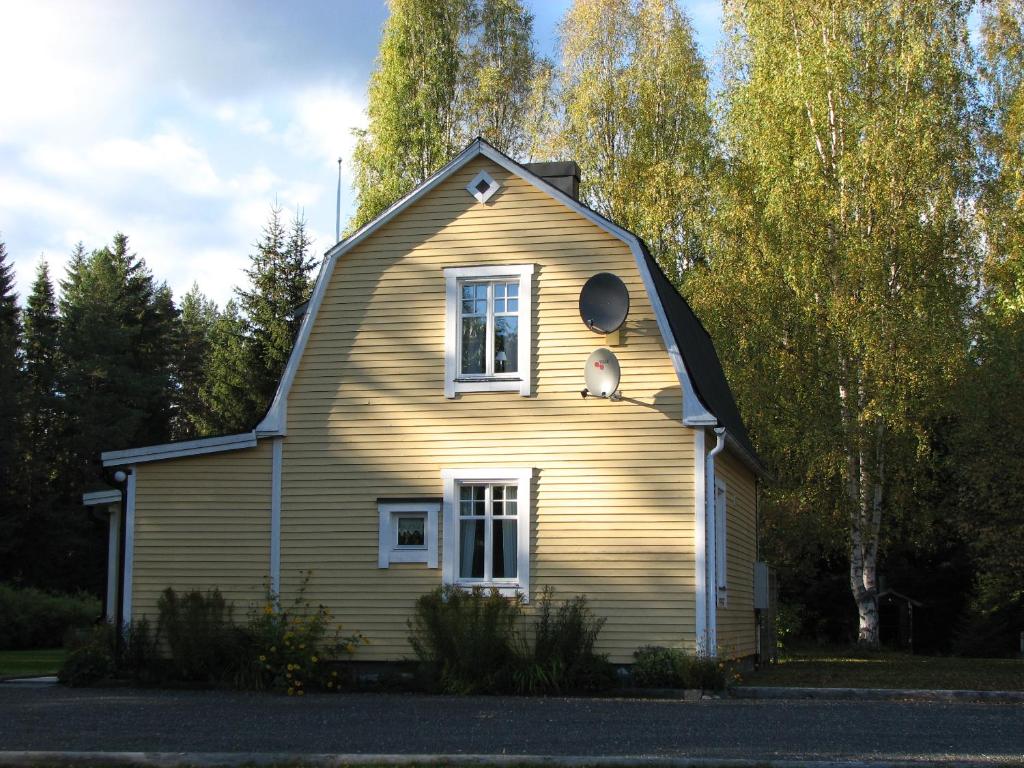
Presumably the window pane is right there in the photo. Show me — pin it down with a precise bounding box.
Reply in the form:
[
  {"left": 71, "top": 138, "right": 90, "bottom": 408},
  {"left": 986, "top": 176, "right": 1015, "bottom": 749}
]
[
  {"left": 461, "top": 316, "right": 486, "bottom": 374},
  {"left": 492, "top": 519, "right": 517, "bottom": 579},
  {"left": 494, "top": 316, "right": 518, "bottom": 373},
  {"left": 460, "top": 485, "right": 485, "bottom": 516},
  {"left": 397, "top": 516, "right": 425, "bottom": 546},
  {"left": 506, "top": 298, "right": 518, "bottom": 312},
  {"left": 459, "top": 520, "right": 485, "bottom": 579},
  {"left": 507, "top": 282, "right": 518, "bottom": 298},
  {"left": 495, "top": 283, "right": 506, "bottom": 298}
]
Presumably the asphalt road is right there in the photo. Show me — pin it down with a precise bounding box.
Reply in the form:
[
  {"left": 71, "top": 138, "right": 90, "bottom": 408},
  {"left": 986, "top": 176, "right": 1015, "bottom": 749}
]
[{"left": 0, "top": 686, "right": 1021, "bottom": 764}]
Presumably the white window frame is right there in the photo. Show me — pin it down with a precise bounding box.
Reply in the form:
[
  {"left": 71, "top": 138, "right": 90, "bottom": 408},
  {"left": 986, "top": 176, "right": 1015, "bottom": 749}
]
[
  {"left": 444, "top": 264, "right": 534, "bottom": 398},
  {"left": 378, "top": 500, "right": 439, "bottom": 568},
  {"left": 441, "top": 467, "right": 532, "bottom": 599},
  {"left": 715, "top": 478, "right": 728, "bottom": 607}
]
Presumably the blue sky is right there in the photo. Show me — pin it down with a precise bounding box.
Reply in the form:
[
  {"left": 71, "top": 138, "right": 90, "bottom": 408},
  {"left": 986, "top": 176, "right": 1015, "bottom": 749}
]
[{"left": 0, "top": 1, "right": 723, "bottom": 306}]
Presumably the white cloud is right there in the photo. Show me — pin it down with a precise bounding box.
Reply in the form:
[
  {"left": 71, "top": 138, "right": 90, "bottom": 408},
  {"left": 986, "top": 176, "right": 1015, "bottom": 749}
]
[{"left": 285, "top": 84, "right": 368, "bottom": 178}]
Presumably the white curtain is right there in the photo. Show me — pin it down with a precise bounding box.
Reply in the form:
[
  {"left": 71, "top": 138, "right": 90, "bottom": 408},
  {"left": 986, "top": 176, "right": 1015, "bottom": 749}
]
[
  {"left": 502, "top": 520, "right": 517, "bottom": 578},
  {"left": 460, "top": 520, "right": 478, "bottom": 578}
]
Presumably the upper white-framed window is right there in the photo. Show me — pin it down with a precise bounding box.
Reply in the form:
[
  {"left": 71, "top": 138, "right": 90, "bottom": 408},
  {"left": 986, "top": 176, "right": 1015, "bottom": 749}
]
[
  {"left": 715, "top": 478, "right": 728, "bottom": 607},
  {"left": 441, "top": 467, "right": 532, "bottom": 599},
  {"left": 444, "top": 264, "right": 533, "bottom": 398},
  {"left": 467, "top": 170, "right": 501, "bottom": 204},
  {"left": 378, "top": 499, "right": 440, "bottom": 568}
]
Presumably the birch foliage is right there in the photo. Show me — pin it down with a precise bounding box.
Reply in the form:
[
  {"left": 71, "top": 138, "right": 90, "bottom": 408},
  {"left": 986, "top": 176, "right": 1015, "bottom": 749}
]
[
  {"left": 555, "top": 0, "right": 717, "bottom": 276},
  {"left": 688, "top": 0, "right": 978, "bottom": 644}
]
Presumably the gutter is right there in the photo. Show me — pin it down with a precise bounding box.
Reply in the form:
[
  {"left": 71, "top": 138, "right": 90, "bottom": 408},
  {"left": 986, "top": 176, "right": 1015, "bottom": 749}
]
[{"left": 704, "top": 427, "right": 726, "bottom": 655}]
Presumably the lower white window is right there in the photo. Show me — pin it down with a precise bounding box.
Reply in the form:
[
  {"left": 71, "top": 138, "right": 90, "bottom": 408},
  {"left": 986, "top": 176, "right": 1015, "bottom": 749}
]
[
  {"left": 378, "top": 499, "right": 439, "bottom": 568},
  {"left": 441, "top": 467, "right": 532, "bottom": 597}
]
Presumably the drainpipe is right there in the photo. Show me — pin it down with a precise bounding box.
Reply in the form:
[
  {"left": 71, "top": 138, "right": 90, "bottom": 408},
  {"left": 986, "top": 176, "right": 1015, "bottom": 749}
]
[{"left": 704, "top": 427, "right": 726, "bottom": 655}]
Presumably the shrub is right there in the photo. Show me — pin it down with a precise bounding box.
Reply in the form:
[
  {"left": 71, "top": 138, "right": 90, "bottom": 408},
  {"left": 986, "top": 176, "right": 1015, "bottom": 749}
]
[
  {"left": 517, "top": 588, "right": 612, "bottom": 694},
  {"left": 632, "top": 645, "right": 726, "bottom": 691},
  {"left": 409, "top": 585, "right": 524, "bottom": 693},
  {"left": 157, "top": 587, "right": 246, "bottom": 683},
  {"left": 246, "top": 580, "right": 365, "bottom": 695},
  {"left": 58, "top": 624, "right": 116, "bottom": 687},
  {"left": 0, "top": 583, "right": 100, "bottom": 650}
]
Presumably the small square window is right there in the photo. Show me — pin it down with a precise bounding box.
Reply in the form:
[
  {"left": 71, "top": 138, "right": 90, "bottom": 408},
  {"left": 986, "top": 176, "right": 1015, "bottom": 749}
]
[{"left": 378, "top": 500, "right": 439, "bottom": 568}]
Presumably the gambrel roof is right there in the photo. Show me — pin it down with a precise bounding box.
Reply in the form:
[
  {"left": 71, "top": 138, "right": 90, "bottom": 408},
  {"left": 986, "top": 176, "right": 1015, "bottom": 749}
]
[{"left": 104, "top": 138, "right": 763, "bottom": 475}]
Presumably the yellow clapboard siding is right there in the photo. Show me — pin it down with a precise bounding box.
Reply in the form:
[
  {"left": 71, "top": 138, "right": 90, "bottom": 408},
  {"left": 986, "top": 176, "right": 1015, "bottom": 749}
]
[
  {"left": 130, "top": 442, "right": 272, "bottom": 624},
  {"left": 714, "top": 449, "right": 758, "bottom": 658},
  {"left": 278, "top": 157, "right": 696, "bottom": 664}
]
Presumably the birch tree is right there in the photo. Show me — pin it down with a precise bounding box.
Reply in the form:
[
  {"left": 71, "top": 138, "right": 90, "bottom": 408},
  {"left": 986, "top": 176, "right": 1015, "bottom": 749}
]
[
  {"left": 555, "top": 0, "right": 717, "bottom": 276},
  {"left": 688, "top": 0, "right": 978, "bottom": 645}
]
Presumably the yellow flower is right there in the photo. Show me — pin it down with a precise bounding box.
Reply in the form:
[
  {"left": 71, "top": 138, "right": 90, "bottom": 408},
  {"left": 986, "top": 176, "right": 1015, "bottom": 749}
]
[
  {"left": 287, "top": 688, "right": 294, "bottom": 696},
  {"left": 270, "top": 646, "right": 276, "bottom": 652},
  {"left": 259, "top": 655, "right": 267, "bottom": 662},
  {"left": 297, "top": 689, "right": 305, "bottom": 696},
  {"left": 331, "top": 671, "right": 338, "bottom": 677},
  {"left": 311, "top": 656, "right": 318, "bottom": 663}
]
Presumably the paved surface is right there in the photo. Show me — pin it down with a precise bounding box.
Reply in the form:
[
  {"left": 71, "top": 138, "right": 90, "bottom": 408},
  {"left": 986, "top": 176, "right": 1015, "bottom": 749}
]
[{"left": 0, "top": 687, "right": 1021, "bottom": 764}]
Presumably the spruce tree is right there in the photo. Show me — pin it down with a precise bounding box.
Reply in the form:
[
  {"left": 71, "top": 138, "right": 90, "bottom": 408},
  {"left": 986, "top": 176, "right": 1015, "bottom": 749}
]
[
  {"left": 173, "top": 284, "right": 219, "bottom": 439},
  {"left": 57, "top": 235, "right": 178, "bottom": 592},
  {"left": 236, "top": 206, "right": 316, "bottom": 417},
  {"left": 199, "top": 299, "right": 259, "bottom": 435},
  {"left": 9, "top": 259, "right": 81, "bottom": 589},
  {"left": 0, "top": 239, "right": 23, "bottom": 581}
]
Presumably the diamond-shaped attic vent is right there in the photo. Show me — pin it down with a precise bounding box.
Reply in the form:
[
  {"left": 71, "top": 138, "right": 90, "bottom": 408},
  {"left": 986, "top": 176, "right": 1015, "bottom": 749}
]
[{"left": 467, "top": 170, "right": 500, "bottom": 203}]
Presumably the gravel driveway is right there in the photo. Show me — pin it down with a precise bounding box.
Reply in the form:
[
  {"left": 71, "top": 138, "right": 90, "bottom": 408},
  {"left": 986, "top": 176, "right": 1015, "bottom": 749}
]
[{"left": 1, "top": 686, "right": 1021, "bottom": 764}]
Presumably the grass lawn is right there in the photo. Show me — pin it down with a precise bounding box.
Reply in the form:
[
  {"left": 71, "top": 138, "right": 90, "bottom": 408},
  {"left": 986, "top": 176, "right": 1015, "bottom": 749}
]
[
  {"left": 0, "top": 648, "right": 66, "bottom": 678},
  {"left": 741, "top": 648, "right": 1024, "bottom": 691}
]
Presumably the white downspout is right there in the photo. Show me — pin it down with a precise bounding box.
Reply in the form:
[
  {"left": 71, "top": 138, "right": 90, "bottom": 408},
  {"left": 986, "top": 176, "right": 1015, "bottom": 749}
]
[{"left": 705, "top": 427, "right": 727, "bottom": 655}]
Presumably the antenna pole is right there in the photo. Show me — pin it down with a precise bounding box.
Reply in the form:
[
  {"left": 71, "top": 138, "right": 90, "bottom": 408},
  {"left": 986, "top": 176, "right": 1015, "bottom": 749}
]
[{"left": 335, "top": 157, "right": 342, "bottom": 243}]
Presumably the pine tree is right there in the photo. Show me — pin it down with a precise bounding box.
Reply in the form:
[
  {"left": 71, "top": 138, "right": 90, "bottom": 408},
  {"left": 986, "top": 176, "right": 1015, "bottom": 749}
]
[
  {"left": 235, "top": 206, "right": 316, "bottom": 418},
  {"left": 554, "top": 0, "right": 718, "bottom": 276}
]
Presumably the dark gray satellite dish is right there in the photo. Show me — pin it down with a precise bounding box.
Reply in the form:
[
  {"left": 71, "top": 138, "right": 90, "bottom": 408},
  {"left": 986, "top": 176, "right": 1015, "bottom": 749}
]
[
  {"left": 579, "top": 272, "right": 629, "bottom": 334},
  {"left": 582, "top": 347, "right": 622, "bottom": 400}
]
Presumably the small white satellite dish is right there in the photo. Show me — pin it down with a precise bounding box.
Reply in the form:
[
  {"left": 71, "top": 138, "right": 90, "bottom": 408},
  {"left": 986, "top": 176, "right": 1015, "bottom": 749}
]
[{"left": 582, "top": 347, "right": 621, "bottom": 400}]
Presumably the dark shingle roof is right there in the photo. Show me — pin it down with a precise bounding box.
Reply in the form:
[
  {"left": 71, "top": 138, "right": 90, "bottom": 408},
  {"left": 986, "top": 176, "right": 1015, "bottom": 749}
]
[{"left": 639, "top": 243, "right": 764, "bottom": 472}]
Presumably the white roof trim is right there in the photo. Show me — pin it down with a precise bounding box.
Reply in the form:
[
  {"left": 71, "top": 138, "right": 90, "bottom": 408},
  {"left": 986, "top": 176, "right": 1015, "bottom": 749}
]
[
  {"left": 256, "top": 138, "right": 714, "bottom": 435},
  {"left": 101, "top": 431, "right": 258, "bottom": 467},
  {"left": 82, "top": 489, "right": 121, "bottom": 507}
]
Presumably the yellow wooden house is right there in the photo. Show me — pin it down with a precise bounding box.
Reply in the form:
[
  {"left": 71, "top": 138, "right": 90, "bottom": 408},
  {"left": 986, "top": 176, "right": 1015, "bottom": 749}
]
[{"left": 86, "top": 139, "right": 768, "bottom": 663}]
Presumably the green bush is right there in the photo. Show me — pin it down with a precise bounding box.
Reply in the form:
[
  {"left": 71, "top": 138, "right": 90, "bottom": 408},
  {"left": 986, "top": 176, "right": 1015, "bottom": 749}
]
[
  {"left": 632, "top": 645, "right": 725, "bottom": 691},
  {"left": 58, "top": 624, "right": 116, "bottom": 686},
  {"left": 409, "top": 585, "right": 525, "bottom": 693},
  {"left": 157, "top": 587, "right": 247, "bottom": 683},
  {"left": 409, "top": 585, "right": 613, "bottom": 695},
  {"left": 0, "top": 583, "right": 100, "bottom": 650},
  {"left": 517, "top": 588, "right": 612, "bottom": 694}
]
